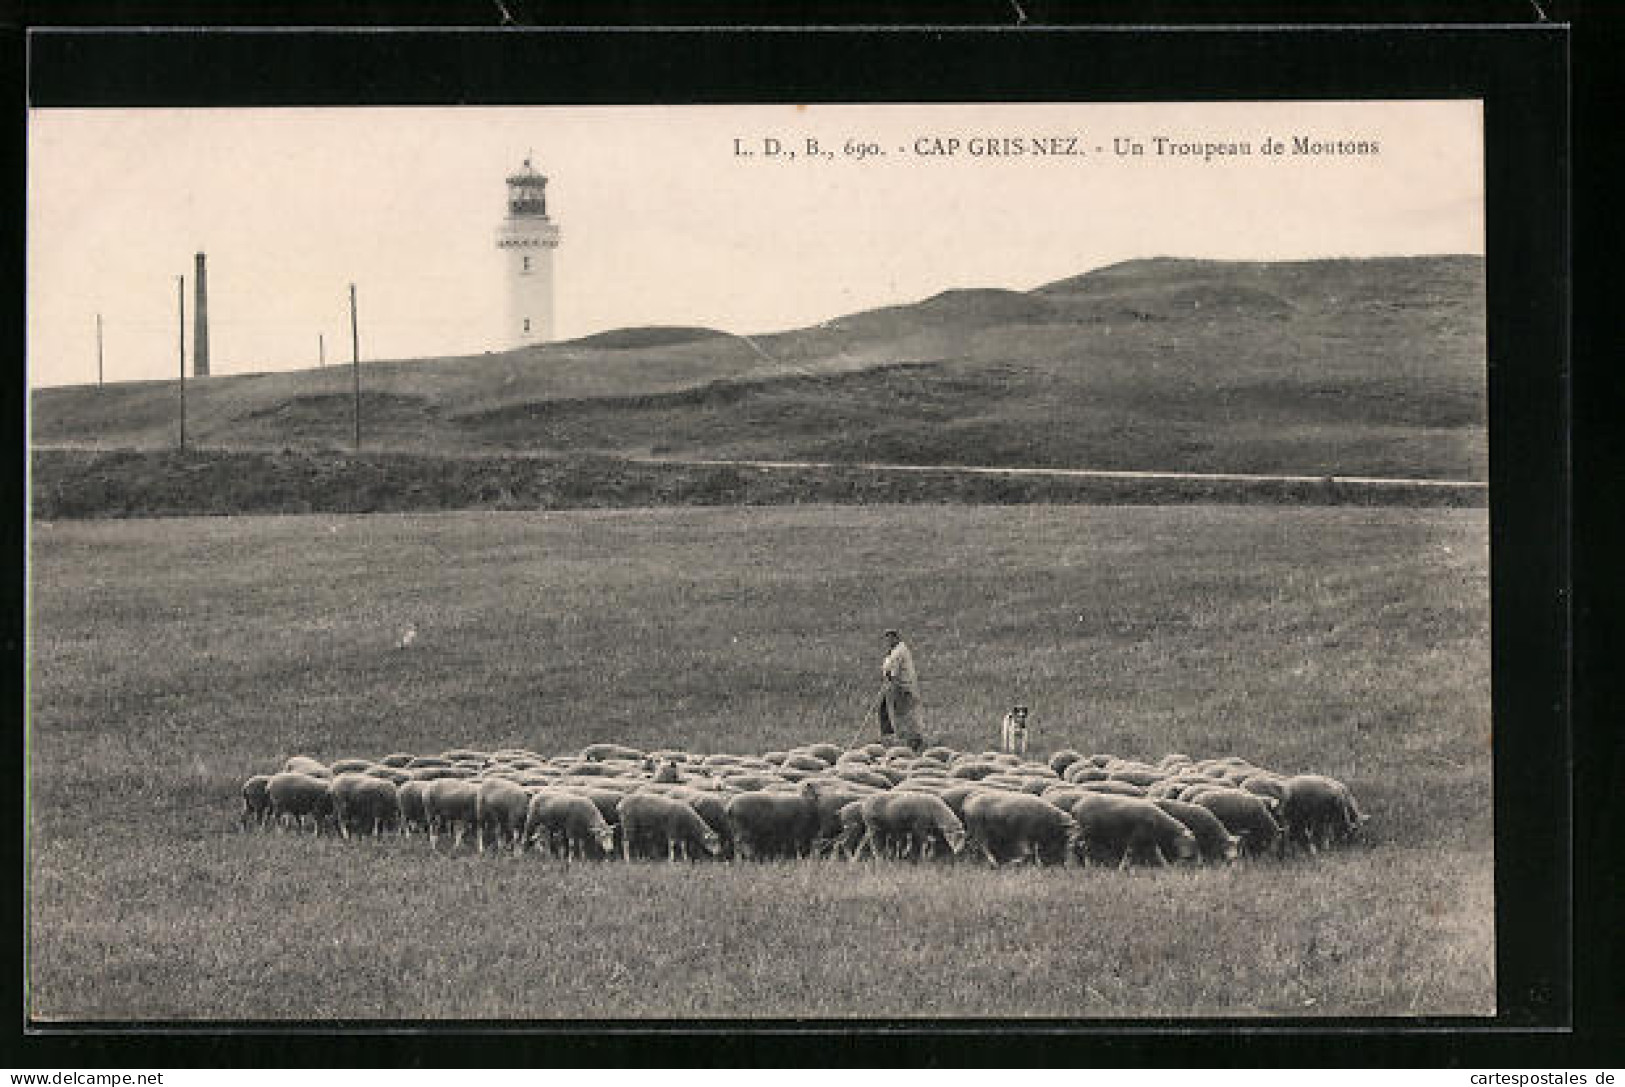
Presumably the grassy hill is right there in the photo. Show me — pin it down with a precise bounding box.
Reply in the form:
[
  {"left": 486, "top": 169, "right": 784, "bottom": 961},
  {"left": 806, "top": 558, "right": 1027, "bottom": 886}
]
[{"left": 32, "top": 255, "right": 1486, "bottom": 480}]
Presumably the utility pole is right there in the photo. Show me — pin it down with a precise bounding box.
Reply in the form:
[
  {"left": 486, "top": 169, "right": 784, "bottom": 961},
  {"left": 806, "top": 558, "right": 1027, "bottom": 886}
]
[
  {"left": 319, "top": 332, "right": 325, "bottom": 368},
  {"left": 350, "top": 284, "right": 361, "bottom": 452},
  {"left": 96, "top": 313, "right": 103, "bottom": 387},
  {"left": 177, "top": 275, "right": 187, "bottom": 450}
]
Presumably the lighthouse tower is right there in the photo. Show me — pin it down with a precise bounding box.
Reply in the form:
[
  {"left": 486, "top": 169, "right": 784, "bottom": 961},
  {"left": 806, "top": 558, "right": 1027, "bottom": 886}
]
[{"left": 495, "top": 156, "right": 561, "bottom": 347}]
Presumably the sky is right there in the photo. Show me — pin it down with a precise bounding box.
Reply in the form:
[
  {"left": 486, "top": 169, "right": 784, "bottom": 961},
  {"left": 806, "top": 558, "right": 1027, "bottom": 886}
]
[{"left": 28, "top": 101, "right": 1483, "bottom": 388}]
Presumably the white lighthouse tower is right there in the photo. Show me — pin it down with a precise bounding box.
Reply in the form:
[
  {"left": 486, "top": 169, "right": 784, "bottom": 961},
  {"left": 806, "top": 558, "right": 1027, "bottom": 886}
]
[{"left": 495, "top": 156, "right": 562, "bottom": 347}]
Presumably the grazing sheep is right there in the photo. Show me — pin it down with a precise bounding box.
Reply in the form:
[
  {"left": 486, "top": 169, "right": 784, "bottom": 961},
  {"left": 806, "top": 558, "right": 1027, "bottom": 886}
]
[
  {"left": 858, "top": 792, "right": 968, "bottom": 861},
  {"left": 240, "top": 774, "right": 273, "bottom": 830},
  {"left": 832, "top": 800, "right": 870, "bottom": 859},
  {"left": 524, "top": 790, "right": 617, "bottom": 860},
  {"left": 798, "top": 781, "right": 873, "bottom": 850},
  {"left": 1153, "top": 798, "right": 1241, "bottom": 863},
  {"left": 1048, "top": 749, "right": 1084, "bottom": 776},
  {"left": 719, "top": 772, "right": 783, "bottom": 792},
  {"left": 1192, "top": 789, "right": 1284, "bottom": 858},
  {"left": 559, "top": 786, "right": 629, "bottom": 842},
  {"left": 406, "top": 755, "right": 452, "bottom": 770},
  {"left": 423, "top": 778, "right": 482, "bottom": 849},
  {"left": 1144, "top": 779, "right": 1188, "bottom": 800},
  {"left": 948, "top": 761, "right": 1002, "bottom": 782},
  {"left": 330, "top": 773, "right": 401, "bottom": 839},
  {"left": 563, "top": 762, "right": 626, "bottom": 779},
  {"left": 1240, "top": 772, "right": 1289, "bottom": 804},
  {"left": 667, "top": 787, "right": 735, "bottom": 858},
  {"left": 1070, "top": 794, "right": 1200, "bottom": 868},
  {"left": 476, "top": 778, "right": 533, "bottom": 855},
  {"left": 365, "top": 765, "right": 413, "bottom": 786},
  {"left": 725, "top": 791, "right": 819, "bottom": 860},
  {"left": 282, "top": 755, "right": 331, "bottom": 779},
  {"left": 797, "top": 744, "right": 842, "bottom": 765},
  {"left": 961, "top": 792, "right": 1078, "bottom": 867},
  {"left": 397, "top": 780, "right": 430, "bottom": 837},
  {"left": 617, "top": 793, "right": 723, "bottom": 862},
  {"left": 1062, "top": 762, "right": 1108, "bottom": 784},
  {"left": 1077, "top": 779, "right": 1148, "bottom": 798},
  {"left": 1279, "top": 774, "right": 1368, "bottom": 854},
  {"left": 267, "top": 772, "right": 334, "bottom": 835},
  {"left": 1107, "top": 768, "right": 1166, "bottom": 788},
  {"left": 379, "top": 753, "right": 416, "bottom": 769},
  {"left": 330, "top": 758, "right": 374, "bottom": 775}
]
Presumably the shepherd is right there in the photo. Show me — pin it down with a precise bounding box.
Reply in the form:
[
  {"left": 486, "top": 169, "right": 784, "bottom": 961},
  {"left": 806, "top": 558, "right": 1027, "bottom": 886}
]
[{"left": 875, "top": 628, "right": 927, "bottom": 753}]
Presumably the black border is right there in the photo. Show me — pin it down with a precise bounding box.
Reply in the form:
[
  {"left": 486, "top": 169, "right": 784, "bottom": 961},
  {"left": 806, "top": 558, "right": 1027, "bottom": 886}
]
[{"left": 10, "top": 16, "right": 1587, "bottom": 1068}]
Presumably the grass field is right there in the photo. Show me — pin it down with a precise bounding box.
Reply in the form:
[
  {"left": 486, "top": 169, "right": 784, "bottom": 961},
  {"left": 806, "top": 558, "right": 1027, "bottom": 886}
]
[
  {"left": 27, "top": 504, "right": 1493, "bottom": 1020},
  {"left": 31, "top": 256, "right": 1486, "bottom": 481}
]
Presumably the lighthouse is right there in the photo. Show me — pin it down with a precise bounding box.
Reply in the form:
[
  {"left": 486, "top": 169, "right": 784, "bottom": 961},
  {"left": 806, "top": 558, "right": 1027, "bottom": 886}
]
[{"left": 495, "top": 156, "right": 561, "bottom": 347}]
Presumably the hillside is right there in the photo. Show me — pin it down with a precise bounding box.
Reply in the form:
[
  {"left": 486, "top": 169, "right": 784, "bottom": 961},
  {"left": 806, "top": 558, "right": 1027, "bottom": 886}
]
[{"left": 31, "top": 255, "right": 1487, "bottom": 480}]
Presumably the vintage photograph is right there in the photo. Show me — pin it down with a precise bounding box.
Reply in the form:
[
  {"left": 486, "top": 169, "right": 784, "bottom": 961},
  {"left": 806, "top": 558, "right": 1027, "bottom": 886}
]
[{"left": 27, "top": 100, "right": 1491, "bottom": 1020}]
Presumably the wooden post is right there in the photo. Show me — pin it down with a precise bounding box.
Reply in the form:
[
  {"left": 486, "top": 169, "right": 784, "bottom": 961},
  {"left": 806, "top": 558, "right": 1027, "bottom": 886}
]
[
  {"left": 177, "top": 275, "right": 186, "bottom": 450},
  {"left": 350, "top": 284, "right": 360, "bottom": 451},
  {"left": 319, "top": 332, "right": 325, "bottom": 368},
  {"left": 96, "top": 313, "right": 103, "bottom": 387}
]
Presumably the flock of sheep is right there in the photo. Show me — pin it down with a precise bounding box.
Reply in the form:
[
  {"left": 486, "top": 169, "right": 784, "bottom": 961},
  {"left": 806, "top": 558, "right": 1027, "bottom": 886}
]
[{"left": 241, "top": 740, "right": 1368, "bottom": 868}]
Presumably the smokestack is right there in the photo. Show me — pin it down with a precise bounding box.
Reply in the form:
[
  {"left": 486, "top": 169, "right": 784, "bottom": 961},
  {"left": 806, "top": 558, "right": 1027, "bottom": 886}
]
[{"left": 193, "top": 252, "right": 210, "bottom": 377}]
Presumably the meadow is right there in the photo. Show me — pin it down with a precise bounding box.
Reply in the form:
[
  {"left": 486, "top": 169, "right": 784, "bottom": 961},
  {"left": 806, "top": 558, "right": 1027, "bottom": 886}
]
[
  {"left": 31, "top": 256, "right": 1487, "bottom": 482},
  {"left": 27, "top": 504, "right": 1494, "bottom": 1020}
]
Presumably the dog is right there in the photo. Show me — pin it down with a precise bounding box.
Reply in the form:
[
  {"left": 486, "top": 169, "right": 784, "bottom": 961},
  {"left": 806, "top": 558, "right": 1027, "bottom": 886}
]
[{"left": 1000, "top": 704, "right": 1030, "bottom": 756}]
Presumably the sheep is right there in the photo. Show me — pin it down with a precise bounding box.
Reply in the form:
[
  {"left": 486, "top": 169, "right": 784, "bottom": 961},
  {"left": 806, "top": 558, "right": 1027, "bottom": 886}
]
[
  {"left": 780, "top": 752, "right": 829, "bottom": 774},
  {"left": 834, "top": 766, "right": 893, "bottom": 791},
  {"left": 1048, "top": 749, "right": 1084, "bottom": 776},
  {"left": 397, "top": 780, "right": 430, "bottom": 837},
  {"left": 476, "top": 778, "right": 533, "bottom": 855},
  {"left": 1153, "top": 798, "right": 1241, "bottom": 864},
  {"left": 240, "top": 774, "right": 273, "bottom": 830},
  {"left": 800, "top": 742, "right": 843, "bottom": 764},
  {"left": 267, "top": 772, "right": 334, "bottom": 835},
  {"left": 579, "top": 742, "right": 644, "bottom": 764},
  {"left": 832, "top": 799, "right": 870, "bottom": 859},
  {"left": 961, "top": 791, "right": 1078, "bottom": 867},
  {"left": 423, "top": 778, "right": 481, "bottom": 850},
  {"left": 947, "top": 761, "right": 1002, "bottom": 782},
  {"left": 1279, "top": 774, "right": 1368, "bottom": 854},
  {"left": 797, "top": 781, "right": 873, "bottom": 853},
  {"left": 330, "top": 773, "right": 401, "bottom": 839},
  {"left": 330, "top": 758, "right": 374, "bottom": 774},
  {"left": 1240, "top": 773, "right": 1289, "bottom": 804},
  {"left": 858, "top": 792, "right": 968, "bottom": 861},
  {"left": 1191, "top": 789, "right": 1284, "bottom": 858},
  {"left": 1062, "top": 762, "right": 1108, "bottom": 784},
  {"left": 523, "top": 790, "right": 617, "bottom": 860},
  {"left": 725, "top": 791, "right": 819, "bottom": 860},
  {"left": 1070, "top": 793, "right": 1200, "bottom": 868},
  {"left": 667, "top": 786, "right": 735, "bottom": 859},
  {"left": 282, "top": 755, "right": 331, "bottom": 780},
  {"left": 1076, "top": 779, "right": 1148, "bottom": 798},
  {"left": 364, "top": 765, "right": 413, "bottom": 786},
  {"left": 617, "top": 793, "right": 723, "bottom": 862},
  {"left": 379, "top": 753, "right": 416, "bottom": 768},
  {"left": 1106, "top": 767, "right": 1166, "bottom": 788}
]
